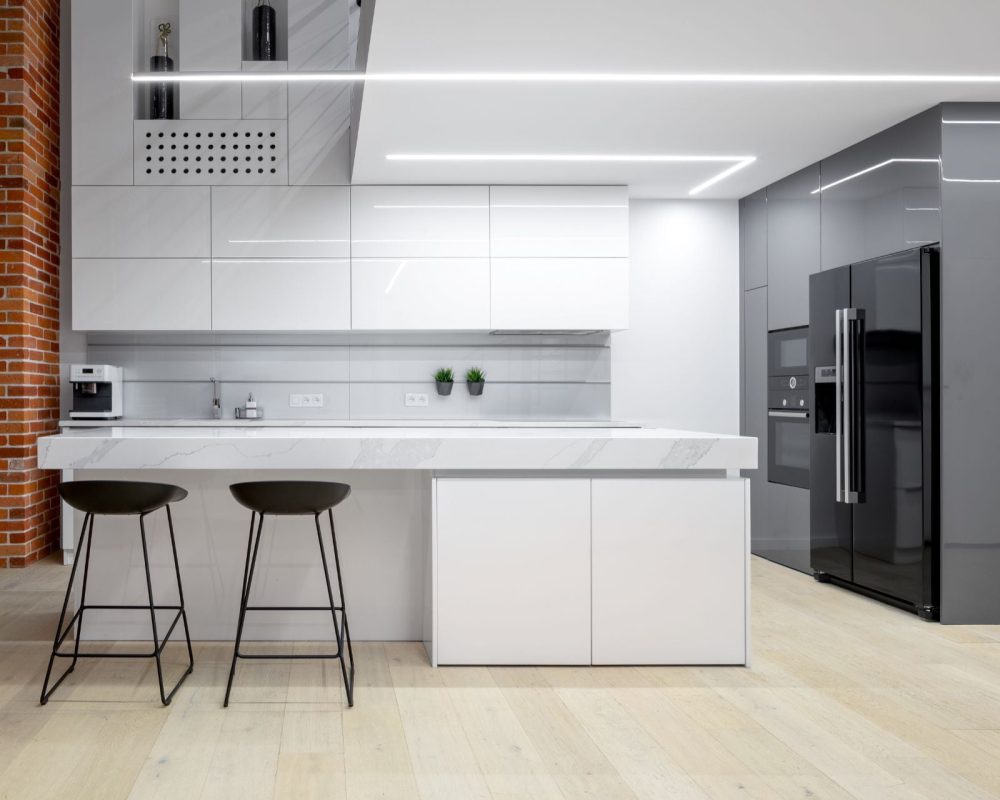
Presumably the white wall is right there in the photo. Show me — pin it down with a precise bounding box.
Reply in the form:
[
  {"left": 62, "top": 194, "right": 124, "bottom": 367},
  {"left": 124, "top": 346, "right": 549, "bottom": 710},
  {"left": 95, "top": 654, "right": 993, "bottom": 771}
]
[{"left": 612, "top": 200, "right": 740, "bottom": 432}]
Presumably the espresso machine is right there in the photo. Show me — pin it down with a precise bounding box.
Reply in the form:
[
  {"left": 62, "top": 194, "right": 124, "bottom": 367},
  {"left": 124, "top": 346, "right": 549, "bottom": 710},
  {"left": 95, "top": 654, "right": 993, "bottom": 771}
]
[{"left": 69, "top": 364, "right": 124, "bottom": 419}]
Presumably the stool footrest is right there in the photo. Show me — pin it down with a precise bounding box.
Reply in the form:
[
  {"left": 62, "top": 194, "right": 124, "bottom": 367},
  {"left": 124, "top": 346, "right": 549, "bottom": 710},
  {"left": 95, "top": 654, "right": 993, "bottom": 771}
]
[
  {"left": 235, "top": 650, "right": 344, "bottom": 660},
  {"left": 244, "top": 605, "right": 345, "bottom": 612}
]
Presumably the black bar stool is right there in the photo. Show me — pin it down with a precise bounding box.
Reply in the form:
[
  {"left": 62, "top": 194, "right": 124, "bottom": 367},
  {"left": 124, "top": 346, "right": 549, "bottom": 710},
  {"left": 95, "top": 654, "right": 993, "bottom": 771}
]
[
  {"left": 225, "top": 481, "right": 355, "bottom": 707},
  {"left": 40, "top": 481, "right": 194, "bottom": 706}
]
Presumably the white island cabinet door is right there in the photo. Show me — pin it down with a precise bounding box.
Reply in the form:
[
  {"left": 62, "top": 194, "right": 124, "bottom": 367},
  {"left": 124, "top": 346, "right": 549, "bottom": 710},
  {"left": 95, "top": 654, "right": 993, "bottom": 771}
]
[
  {"left": 435, "top": 479, "right": 591, "bottom": 665},
  {"left": 591, "top": 479, "right": 748, "bottom": 665}
]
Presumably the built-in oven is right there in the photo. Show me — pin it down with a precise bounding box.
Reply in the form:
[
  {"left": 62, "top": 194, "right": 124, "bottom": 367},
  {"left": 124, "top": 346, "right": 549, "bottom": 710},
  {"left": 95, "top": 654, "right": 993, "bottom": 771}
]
[{"left": 768, "top": 326, "right": 810, "bottom": 489}]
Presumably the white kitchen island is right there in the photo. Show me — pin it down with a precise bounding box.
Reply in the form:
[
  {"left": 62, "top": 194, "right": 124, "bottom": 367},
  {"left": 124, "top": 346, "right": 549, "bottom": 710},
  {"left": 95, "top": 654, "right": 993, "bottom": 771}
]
[{"left": 38, "top": 424, "right": 756, "bottom": 667}]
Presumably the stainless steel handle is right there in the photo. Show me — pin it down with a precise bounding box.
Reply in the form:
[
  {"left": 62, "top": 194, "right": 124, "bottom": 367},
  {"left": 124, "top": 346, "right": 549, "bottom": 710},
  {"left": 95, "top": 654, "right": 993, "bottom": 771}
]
[
  {"left": 768, "top": 410, "right": 810, "bottom": 419},
  {"left": 842, "top": 308, "right": 864, "bottom": 504},
  {"left": 835, "top": 309, "right": 844, "bottom": 502}
]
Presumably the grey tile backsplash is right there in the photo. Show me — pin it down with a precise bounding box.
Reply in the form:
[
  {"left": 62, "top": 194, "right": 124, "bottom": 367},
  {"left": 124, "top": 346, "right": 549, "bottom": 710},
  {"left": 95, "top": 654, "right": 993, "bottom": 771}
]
[{"left": 82, "top": 333, "right": 611, "bottom": 421}]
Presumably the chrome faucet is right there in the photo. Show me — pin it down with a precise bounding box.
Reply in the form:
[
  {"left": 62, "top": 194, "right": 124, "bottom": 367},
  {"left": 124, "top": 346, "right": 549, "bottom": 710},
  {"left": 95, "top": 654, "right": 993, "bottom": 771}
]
[{"left": 210, "top": 377, "right": 222, "bottom": 419}]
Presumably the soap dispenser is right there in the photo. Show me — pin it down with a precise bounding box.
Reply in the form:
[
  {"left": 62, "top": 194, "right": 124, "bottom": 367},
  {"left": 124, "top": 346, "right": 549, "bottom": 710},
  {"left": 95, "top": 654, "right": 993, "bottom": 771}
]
[{"left": 236, "top": 393, "right": 263, "bottom": 420}]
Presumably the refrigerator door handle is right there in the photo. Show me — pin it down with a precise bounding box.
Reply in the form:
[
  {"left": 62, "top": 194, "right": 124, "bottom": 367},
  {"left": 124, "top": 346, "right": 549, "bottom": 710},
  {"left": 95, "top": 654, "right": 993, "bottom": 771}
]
[
  {"left": 843, "top": 307, "right": 864, "bottom": 504},
  {"left": 835, "top": 308, "right": 844, "bottom": 503}
]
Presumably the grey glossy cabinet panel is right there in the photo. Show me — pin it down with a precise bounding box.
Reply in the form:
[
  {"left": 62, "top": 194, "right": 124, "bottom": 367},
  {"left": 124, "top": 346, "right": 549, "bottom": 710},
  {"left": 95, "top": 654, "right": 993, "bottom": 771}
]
[
  {"left": 763, "top": 483, "right": 811, "bottom": 574},
  {"left": 743, "top": 287, "right": 768, "bottom": 552},
  {"left": 767, "top": 165, "right": 820, "bottom": 330},
  {"left": 939, "top": 102, "right": 1000, "bottom": 623},
  {"left": 821, "top": 108, "right": 941, "bottom": 271},
  {"left": 742, "top": 190, "right": 767, "bottom": 290}
]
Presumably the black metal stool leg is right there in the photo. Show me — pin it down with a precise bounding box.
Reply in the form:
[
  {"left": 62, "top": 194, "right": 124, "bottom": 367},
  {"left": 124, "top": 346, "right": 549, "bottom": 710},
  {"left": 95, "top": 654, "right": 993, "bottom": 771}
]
[
  {"left": 327, "top": 509, "right": 355, "bottom": 706},
  {"left": 224, "top": 511, "right": 264, "bottom": 707},
  {"left": 165, "top": 505, "right": 195, "bottom": 681},
  {"left": 40, "top": 513, "right": 92, "bottom": 705},
  {"left": 139, "top": 511, "right": 193, "bottom": 706},
  {"left": 71, "top": 513, "right": 97, "bottom": 670}
]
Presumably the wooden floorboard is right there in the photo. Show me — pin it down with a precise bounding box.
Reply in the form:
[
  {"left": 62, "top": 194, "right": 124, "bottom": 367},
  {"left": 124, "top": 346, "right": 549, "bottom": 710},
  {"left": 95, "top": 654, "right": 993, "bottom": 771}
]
[{"left": 1, "top": 555, "right": 999, "bottom": 799}]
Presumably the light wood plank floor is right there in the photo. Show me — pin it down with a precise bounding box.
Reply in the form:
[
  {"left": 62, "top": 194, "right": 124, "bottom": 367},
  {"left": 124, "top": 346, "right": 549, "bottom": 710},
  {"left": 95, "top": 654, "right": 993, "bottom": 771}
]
[{"left": 2, "top": 555, "right": 1000, "bottom": 799}]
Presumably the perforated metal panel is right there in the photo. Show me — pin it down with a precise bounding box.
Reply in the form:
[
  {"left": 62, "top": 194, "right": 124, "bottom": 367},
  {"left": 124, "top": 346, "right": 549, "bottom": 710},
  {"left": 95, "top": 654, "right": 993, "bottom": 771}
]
[{"left": 134, "top": 120, "right": 289, "bottom": 185}]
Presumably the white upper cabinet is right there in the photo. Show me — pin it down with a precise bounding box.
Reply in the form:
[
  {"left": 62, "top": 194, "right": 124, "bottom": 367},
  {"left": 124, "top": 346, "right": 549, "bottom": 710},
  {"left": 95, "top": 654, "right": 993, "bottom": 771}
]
[
  {"left": 491, "top": 258, "right": 629, "bottom": 330},
  {"left": 73, "top": 259, "right": 212, "bottom": 331},
  {"left": 490, "top": 186, "right": 630, "bottom": 257},
  {"left": 212, "top": 259, "right": 351, "bottom": 330},
  {"left": 212, "top": 186, "right": 351, "bottom": 258},
  {"left": 72, "top": 187, "right": 211, "bottom": 258},
  {"left": 71, "top": 0, "right": 133, "bottom": 185},
  {"left": 352, "top": 258, "right": 490, "bottom": 330},
  {"left": 350, "top": 187, "right": 490, "bottom": 258}
]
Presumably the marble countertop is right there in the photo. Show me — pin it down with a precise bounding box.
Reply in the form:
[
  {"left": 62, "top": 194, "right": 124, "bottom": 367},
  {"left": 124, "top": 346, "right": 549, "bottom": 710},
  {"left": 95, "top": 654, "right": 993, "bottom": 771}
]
[
  {"left": 39, "top": 426, "right": 757, "bottom": 472},
  {"left": 58, "top": 418, "right": 641, "bottom": 429}
]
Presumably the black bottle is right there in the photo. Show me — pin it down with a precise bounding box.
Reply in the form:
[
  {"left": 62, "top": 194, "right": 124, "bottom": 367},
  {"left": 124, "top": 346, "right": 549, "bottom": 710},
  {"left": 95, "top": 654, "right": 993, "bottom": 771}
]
[
  {"left": 150, "top": 22, "right": 176, "bottom": 120},
  {"left": 253, "top": 1, "right": 277, "bottom": 61}
]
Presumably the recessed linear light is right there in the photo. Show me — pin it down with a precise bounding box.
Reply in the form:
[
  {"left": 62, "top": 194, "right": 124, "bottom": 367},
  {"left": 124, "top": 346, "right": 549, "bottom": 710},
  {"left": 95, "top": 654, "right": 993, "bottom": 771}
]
[
  {"left": 942, "top": 119, "right": 1000, "bottom": 124},
  {"left": 131, "top": 71, "right": 1000, "bottom": 85},
  {"left": 811, "top": 158, "right": 939, "bottom": 194},
  {"left": 385, "top": 154, "right": 756, "bottom": 196}
]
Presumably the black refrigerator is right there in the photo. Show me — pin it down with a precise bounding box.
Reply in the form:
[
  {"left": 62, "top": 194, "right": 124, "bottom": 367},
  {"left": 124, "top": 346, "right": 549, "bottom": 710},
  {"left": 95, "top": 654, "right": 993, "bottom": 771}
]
[{"left": 809, "top": 245, "right": 939, "bottom": 619}]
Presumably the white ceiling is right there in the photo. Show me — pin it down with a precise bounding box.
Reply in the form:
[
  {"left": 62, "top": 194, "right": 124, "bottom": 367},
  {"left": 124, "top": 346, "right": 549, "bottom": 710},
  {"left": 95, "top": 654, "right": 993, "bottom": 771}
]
[{"left": 351, "top": 0, "right": 1000, "bottom": 198}]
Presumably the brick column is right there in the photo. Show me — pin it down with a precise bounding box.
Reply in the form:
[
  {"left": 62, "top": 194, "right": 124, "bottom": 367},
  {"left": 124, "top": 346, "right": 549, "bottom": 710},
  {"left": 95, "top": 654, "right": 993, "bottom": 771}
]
[{"left": 0, "top": 0, "right": 60, "bottom": 567}]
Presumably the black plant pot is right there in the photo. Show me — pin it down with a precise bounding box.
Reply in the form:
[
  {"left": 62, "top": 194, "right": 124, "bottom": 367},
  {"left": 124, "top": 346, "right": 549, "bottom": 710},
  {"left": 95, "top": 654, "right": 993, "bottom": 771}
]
[
  {"left": 436, "top": 381, "right": 454, "bottom": 397},
  {"left": 252, "top": 2, "right": 278, "bottom": 61},
  {"left": 467, "top": 381, "right": 485, "bottom": 397}
]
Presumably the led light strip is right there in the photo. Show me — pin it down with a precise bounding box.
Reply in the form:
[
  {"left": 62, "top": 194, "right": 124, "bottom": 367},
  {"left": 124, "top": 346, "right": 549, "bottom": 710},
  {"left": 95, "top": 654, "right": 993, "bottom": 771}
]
[
  {"left": 132, "top": 71, "right": 1000, "bottom": 84},
  {"left": 811, "top": 158, "right": 939, "bottom": 194},
  {"left": 385, "top": 154, "right": 756, "bottom": 196}
]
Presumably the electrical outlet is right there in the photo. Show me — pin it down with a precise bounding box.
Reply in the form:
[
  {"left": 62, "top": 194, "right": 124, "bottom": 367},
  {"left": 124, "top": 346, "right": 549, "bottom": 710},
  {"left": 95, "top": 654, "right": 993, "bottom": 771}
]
[
  {"left": 405, "top": 392, "right": 429, "bottom": 408},
  {"left": 290, "top": 394, "right": 324, "bottom": 408}
]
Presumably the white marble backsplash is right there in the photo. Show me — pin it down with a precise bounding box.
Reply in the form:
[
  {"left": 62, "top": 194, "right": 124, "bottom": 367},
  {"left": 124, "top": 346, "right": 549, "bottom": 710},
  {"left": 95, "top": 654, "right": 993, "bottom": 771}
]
[{"left": 75, "top": 332, "right": 612, "bottom": 421}]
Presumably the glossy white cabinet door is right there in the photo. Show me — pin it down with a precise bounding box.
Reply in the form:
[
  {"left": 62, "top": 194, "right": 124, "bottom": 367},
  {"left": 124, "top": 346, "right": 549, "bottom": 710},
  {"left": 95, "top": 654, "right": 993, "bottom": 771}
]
[
  {"left": 73, "top": 259, "right": 212, "bottom": 330},
  {"left": 352, "top": 258, "right": 490, "bottom": 330},
  {"left": 351, "top": 187, "right": 490, "bottom": 257},
  {"left": 212, "top": 186, "right": 351, "bottom": 258},
  {"left": 491, "top": 258, "right": 629, "bottom": 330},
  {"left": 212, "top": 259, "right": 351, "bottom": 330},
  {"left": 72, "top": 187, "right": 211, "bottom": 259},
  {"left": 436, "top": 479, "right": 591, "bottom": 665},
  {"left": 591, "top": 479, "right": 748, "bottom": 665},
  {"left": 71, "top": 0, "right": 133, "bottom": 185},
  {"left": 490, "top": 186, "right": 629, "bottom": 257}
]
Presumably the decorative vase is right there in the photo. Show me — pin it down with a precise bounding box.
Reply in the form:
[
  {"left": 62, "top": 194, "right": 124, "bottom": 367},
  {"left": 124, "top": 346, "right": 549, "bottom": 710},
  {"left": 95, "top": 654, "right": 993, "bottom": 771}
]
[
  {"left": 436, "top": 381, "right": 454, "bottom": 397},
  {"left": 467, "top": 381, "right": 485, "bottom": 397},
  {"left": 149, "top": 22, "right": 176, "bottom": 120},
  {"left": 253, "top": 0, "right": 278, "bottom": 61}
]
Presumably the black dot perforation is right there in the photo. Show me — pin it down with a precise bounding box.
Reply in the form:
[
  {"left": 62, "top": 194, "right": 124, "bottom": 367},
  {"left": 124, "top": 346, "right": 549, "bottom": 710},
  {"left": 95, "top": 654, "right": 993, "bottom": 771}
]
[{"left": 141, "top": 125, "right": 282, "bottom": 180}]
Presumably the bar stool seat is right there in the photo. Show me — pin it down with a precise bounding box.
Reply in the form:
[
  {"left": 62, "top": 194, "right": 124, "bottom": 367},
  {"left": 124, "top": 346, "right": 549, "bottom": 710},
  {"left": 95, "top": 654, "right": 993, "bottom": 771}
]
[
  {"left": 40, "top": 481, "right": 194, "bottom": 706},
  {"left": 225, "top": 481, "right": 355, "bottom": 707},
  {"left": 230, "top": 481, "right": 350, "bottom": 516}
]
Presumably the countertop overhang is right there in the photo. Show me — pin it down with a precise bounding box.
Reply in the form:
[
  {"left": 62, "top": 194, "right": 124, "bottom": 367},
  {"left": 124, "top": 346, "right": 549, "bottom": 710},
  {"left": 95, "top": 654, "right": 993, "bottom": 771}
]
[{"left": 38, "top": 426, "right": 758, "bottom": 472}]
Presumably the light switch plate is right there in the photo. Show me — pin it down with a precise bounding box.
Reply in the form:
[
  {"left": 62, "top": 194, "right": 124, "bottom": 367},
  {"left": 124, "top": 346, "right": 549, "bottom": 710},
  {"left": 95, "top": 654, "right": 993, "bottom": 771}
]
[{"left": 405, "top": 392, "right": 429, "bottom": 408}]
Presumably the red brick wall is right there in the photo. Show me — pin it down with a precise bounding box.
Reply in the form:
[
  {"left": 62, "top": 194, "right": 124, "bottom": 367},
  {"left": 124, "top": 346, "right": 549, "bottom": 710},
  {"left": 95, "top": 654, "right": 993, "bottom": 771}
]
[{"left": 0, "top": 0, "right": 61, "bottom": 567}]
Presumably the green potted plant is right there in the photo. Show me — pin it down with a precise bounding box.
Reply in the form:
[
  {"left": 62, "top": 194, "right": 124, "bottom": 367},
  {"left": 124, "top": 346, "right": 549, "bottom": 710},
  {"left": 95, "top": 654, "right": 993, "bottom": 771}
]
[
  {"left": 434, "top": 367, "right": 454, "bottom": 396},
  {"left": 466, "top": 366, "right": 486, "bottom": 396}
]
